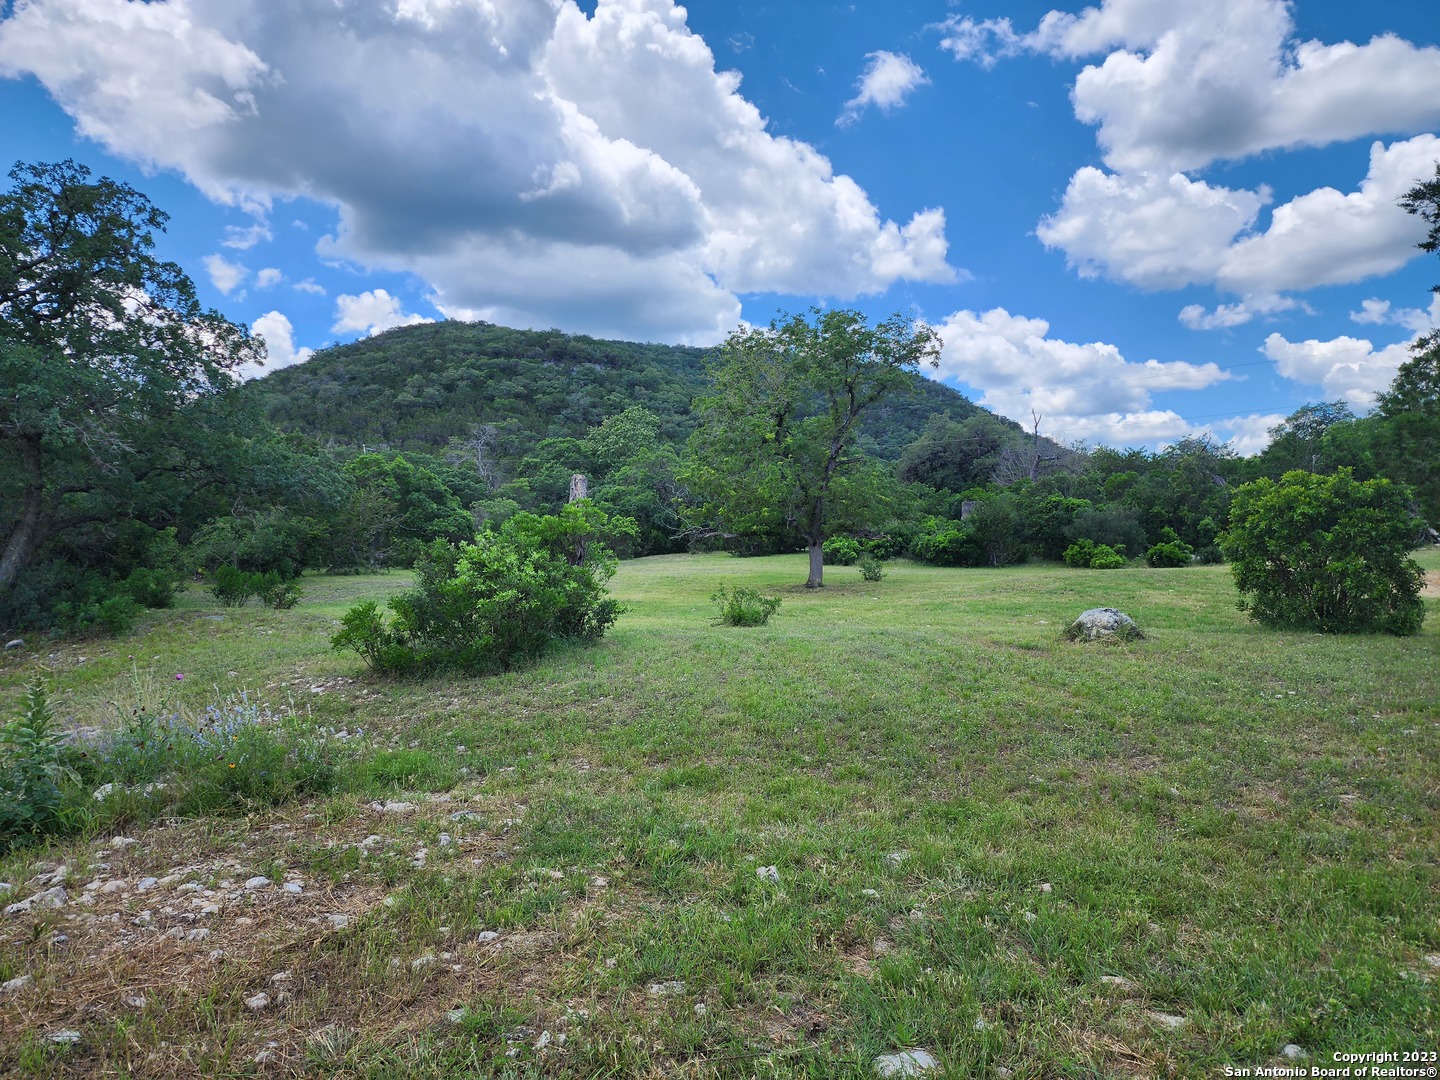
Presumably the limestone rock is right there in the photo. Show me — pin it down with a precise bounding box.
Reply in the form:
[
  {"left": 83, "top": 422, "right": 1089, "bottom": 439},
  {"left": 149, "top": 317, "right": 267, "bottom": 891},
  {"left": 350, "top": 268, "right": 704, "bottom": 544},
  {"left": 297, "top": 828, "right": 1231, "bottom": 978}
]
[
  {"left": 874, "top": 1049, "right": 939, "bottom": 1077},
  {"left": 1066, "top": 608, "right": 1144, "bottom": 643}
]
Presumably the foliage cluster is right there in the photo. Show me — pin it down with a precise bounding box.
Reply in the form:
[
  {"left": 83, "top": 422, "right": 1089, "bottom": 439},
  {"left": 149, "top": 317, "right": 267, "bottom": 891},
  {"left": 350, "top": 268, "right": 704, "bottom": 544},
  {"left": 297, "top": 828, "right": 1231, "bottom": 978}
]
[
  {"left": 710, "top": 583, "right": 782, "bottom": 626},
  {"left": 332, "top": 503, "right": 629, "bottom": 676},
  {"left": 1222, "top": 469, "right": 1426, "bottom": 635},
  {"left": 210, "top": 566, "right": 305, "bottom": 609},
  {"left": 1, "top": 672, "right": 342, "bottom": 852}
]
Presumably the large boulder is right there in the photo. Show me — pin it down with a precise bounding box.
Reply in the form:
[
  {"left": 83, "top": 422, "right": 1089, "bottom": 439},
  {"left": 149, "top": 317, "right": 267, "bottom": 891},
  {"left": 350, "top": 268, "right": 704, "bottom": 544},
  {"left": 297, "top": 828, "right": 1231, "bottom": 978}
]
[{"left": 1066, "top": 607, "right": 1144, "bottom": 643}]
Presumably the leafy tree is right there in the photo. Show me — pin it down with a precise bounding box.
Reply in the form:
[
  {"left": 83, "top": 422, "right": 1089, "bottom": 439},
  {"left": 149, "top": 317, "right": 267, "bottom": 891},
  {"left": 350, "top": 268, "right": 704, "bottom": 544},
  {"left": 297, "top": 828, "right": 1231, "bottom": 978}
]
[
  {"left": 1, "top": 160, "right": 260, "bottom": 597},
  {"left": 1260, "top": 401, "right": 1357, "bottom": 475},
  {"left": 1398, "top": 161, "right": 1440, "bottom": 274},
  {"left": 1372, "top": 335, "right": 1440, "bottom": 530},
  {"left": 1221, "top": 469, "right": 1425, "bottom": 635},
  {"left": 685, "top": 308, "right": 940, "bottom": 587},
  {"left": 896, "top": 412, "right": 1019, "bottom": 492}
]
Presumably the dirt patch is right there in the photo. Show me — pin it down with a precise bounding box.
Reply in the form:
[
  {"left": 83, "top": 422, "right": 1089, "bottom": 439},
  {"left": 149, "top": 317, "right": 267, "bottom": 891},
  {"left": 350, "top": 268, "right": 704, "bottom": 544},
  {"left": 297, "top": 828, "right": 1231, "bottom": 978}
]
[{"left": 1423, "top": 571, "right": 1440, "bottom": 599}]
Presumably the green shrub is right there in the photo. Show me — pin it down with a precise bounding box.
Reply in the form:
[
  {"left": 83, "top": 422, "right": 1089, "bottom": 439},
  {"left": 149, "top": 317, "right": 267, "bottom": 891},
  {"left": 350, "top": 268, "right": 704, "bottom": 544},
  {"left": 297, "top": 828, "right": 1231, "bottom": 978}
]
[
  {"left": 256, "top": 572, "right": 304, "bottom": 610},
  {"left": 821, "top": 537, "right": 862, "bottom": 565},
  {"left": 121, "top": 566, "right": 181, "bottom": 609},
  {"left": 1222, "top": 469, "right": 1425, "bottom": 635},
  {"left": 0, "top": 678, "right": 79, "bottom": 851},
  {"left": 1088, "top": 544, "right": 1127, "bottom": 570},
  {"left": 1062, "top": 539, "right": 1096, "bottom": 568},
  {"left": 211, "top": 565, "right": 258, "bottom": 607},
  {"left": 712, "top": 583, "right": 782, "bottom": 626},
  {"left": 913, "top": 517, "right": 985, "bottom": 567},
  {"left": 332, "top": 502, "right": 628, "bottom": 676},
  {"left": 858, "top": 554, "right": 885, "bottom": 581},
  {"left": 1145, "top": 529, "right": 1194, "bottom": 568}
]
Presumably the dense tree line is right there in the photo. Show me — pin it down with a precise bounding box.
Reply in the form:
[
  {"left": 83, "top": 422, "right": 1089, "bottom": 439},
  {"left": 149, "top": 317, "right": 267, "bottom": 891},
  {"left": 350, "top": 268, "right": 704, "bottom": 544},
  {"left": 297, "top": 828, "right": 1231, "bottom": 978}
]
[{"left": 4, "top": 159, "right": 1437, "bottom": 637}]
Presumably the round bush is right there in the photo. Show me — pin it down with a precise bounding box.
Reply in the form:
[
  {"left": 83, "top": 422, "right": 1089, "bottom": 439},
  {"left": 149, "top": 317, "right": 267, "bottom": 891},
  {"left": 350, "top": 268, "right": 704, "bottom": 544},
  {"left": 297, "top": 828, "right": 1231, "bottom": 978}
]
[{"left": 1221, "top": 469, "right": 1425, "bottom": 635}]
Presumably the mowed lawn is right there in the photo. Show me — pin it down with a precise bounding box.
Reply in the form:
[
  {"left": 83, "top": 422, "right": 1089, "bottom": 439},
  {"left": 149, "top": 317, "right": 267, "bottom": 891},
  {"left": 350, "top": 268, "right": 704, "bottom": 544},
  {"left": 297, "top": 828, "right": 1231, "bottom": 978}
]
[{"left": 1, "top": 551, "right": 1437, "bottom": 1077}]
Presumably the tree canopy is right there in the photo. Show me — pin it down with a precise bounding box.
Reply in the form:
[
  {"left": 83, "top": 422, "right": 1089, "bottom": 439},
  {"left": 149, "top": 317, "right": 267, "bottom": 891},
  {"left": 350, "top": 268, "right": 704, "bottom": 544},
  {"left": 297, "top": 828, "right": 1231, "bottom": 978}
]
[
  {"left": 684, "top": 308, "right": 941, "bottom": 587},
  {"left": 1, "top": 160, "right": 261, "bottom": 595}
]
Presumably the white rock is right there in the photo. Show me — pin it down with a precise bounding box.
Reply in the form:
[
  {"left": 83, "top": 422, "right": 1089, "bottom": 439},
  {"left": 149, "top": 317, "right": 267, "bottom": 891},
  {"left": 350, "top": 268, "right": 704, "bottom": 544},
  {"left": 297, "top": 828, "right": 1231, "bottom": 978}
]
[
  {"left": 1067, "top": 607, "right": 1144, "bottom": 643},
  {"left": 0, "top": 883, "right": 11, "bottom": 896},
  {"left": 1037, "top": 882, "right": 1053, "bottom": 893},
  {"left": 208, "top": 949, "right": 226, "bottom": 962},
  {"left": 271, "top": 971, "right": 292, "bottom": 984},
  {"left": 1148, "top": 1010, "right": 1187, "bottom": 1031},
  {"left": 694, "top": 1003, "right": 708, "bottom": 1016},
  {"left": 47, "top": 1030, "right": 82, "bottom": 1044},
  {"left": 92, "top": 783, "right": 118, "bottom": 801},
  {"left": 1424, "top": 954, "right": 1440, "bottom": 968},
  {"left": 110, "top": 837, "right": 139, "bottom": 850},
  {"left": 325, "top": 914, "right": 351, "bottom": 930},
  {"left": 372, "top": 801, "right": 415, "bottom": 815},
  {"left": 1022, "top": 911, "right": 1037, "bottom": 924},
  {"left": 447, "top": 1008, "right": 467, "bottom": 1023},
  {"left": 1098, "top": 975, "right": 1139, "bottom": 993},
  {"left": 100, "top": 880, "right": 127, "bottom": 895},
  {"left": 282, "top": 882, "right": 302, "bottom": 895},
  {"left": 244, "top": 992, "right": 271, "bottom": 1010},
  {"left": 124, "top": 995, "right": 147, "bottom": 1009},
  {"left": 756, "top": 865, "right": 780, "bottom": 884},
  {"left": 244, "top": 876, "right": 271, "bottom": 890},
  {"left": 534, "top": 1030, "right": 552, "bottom": 1050},
  {"left": 874, "top": 1049, "right": 939, "bottom": 1077},
  {"left": 1281, "top": 1045, "right": 1305, "bottom": 1060},
  {"left": 475, "top": 931, "right": 500, "bottom": 944},
  {"left": 861, "top": 888, "right": 880, "bottom": 898},
  {"left": 647, "top": 980, "right": 686, "bottom": 996},
  {"left": 973, "top": 1018, "right": 988, "bottom": 1031},
  {"left": 884, "top": 852, "right": 908, "bottom": 866},
  {"left": 186, "top": 928, "right": 211, "bottom": 942},
  {"left": 438, "top": 833, "right": 452, "bottom": 847},
  {"left": 411, "top": 954, "right": 436, "bottom": 970},
  {"left": 200, "top": 904, "right": 221, "bottom": 915},
  {"left": 136, "top": 877, "right": 159, "bottom": 892},
  {"left": 6, "top": 886, "right": 68, "bottom": 916},
  {"left": 2, "top": 974, "right": 34, "bottom": 993}
]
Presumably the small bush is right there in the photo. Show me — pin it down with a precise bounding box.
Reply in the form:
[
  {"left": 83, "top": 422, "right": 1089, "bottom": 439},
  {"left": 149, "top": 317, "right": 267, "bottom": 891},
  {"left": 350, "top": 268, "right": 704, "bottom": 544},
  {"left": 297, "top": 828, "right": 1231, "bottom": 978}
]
[
  {"left": 122, "top": 566, "right": 181, "bottom": 609},
  {"left": 858, "top": 554, "right": 885, "bottom": 581},
  {"left": 333, "top": 502, "right": 629, "bottom": 676},
  {"left": 1222, "top": 469, "right": 1425, "bottom": 635},
  {"left": 211, "top": 565, "right": 258, "bottom": 607},
  {"left": 1145, "top": 527, "right": 1194, "bottom": 568},
  {"left": 0, "top": 678, "right": 78, "bottom": 851},
  {"left": 1062, "top": 539, "right": 1096, "bottom": 568},
  {"left": 821, "top": 537, "right": 862, "bottom": 566},
  {"left": 913, "top": 517, "right": 985, "bottom": 567},
  {"left": 712, "top": 583, "right": 782, "bottom": 626},
  {"left": 256, "top": 573, "right": 304, "bottom": 610},
  {"left": 1088, "top": 544, "right": 1127, "bottom": 570}
]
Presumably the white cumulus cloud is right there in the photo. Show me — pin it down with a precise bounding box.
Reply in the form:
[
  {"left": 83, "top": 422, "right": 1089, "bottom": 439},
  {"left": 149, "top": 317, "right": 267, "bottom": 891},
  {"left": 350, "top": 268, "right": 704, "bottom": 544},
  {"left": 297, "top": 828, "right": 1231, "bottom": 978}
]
[
  {"left": 203, "top": 253, "right": 247, "bottom": 295},
  {"left": 0, "top": 0, "right": 957, "bottom": 343},
  {"left": 248, "top": 310, "right": 313, "bottom": 379},
  {"left": 1261, "top": 332, "right": 1412, "bottom": 407},
  {"left": 839, "top": 51, "right": 929, "bottom": 124},
  {"left": 1179, "top": 293, "right": 1308, "bottom": 331},
  {"left": 1349, "top": 294, "right": 1440, "bottom": 336},
  {"left": 254, "top": 267, "right": 283, "bottom": 289},
  {"left": 332, "top": 289, "right": 434, "bottom": 337},
  {"left": 929, "top": 306, "right": 1230, "bottom": 444}
]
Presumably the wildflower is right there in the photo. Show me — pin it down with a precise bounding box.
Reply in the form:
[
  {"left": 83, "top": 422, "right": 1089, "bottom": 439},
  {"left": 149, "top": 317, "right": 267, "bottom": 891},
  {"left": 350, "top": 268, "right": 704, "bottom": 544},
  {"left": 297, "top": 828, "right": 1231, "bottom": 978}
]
[{"left": 175, "top": 673, "right": 184, "bottom": 682}]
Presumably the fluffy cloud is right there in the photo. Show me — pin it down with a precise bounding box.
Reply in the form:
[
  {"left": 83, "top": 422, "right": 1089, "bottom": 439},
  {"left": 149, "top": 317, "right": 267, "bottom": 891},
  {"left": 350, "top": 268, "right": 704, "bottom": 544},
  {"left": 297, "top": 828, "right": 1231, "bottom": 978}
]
[
  {"left": 1039, "top": 135, "right": 1438, "bottom": 294},
  {"left": 950, "top": 1, "right": 1440, "bottom": 304},
  {"left": 839, "top": 52, "right": 929, "bottom": 124},
  {"left": 1210, "top": 412, "right": 1289, "bottom": 457},
  {"left": 332, "top": 289, "right": 435, "bottom": 337},
  {"left": 930, "top": 306, "right": 1229, "bottom": 444},
  {"left": 1350, "top": 294, "right": 1440, "bottom": 336},
  {"left": 202, "top": 253, "right": 247, "bottom": 295},
  {"left": 0, "top": 0, "right": 956, "bottom": 343},
  {"left": 994, "top": 0, "right": 1440, "bottom": 173},
  {"left": 248, "top": 310, "right": 313, "bottom": 378},
  {"left": 1178, "top": 293, "right": 1308, "bottom": 331},
  {"left": 254, "top": 267, "right": 283, "bottom": 289},
  {"left": 1261, "top": 332, "right": 1411, "bottom": 406}
]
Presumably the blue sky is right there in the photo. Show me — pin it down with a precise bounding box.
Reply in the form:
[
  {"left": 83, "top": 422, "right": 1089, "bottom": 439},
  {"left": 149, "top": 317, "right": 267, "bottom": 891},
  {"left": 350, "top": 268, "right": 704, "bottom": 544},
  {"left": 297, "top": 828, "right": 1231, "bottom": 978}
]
[{"left": 2, "top": 0, "right": 1438, "bottom": 453}]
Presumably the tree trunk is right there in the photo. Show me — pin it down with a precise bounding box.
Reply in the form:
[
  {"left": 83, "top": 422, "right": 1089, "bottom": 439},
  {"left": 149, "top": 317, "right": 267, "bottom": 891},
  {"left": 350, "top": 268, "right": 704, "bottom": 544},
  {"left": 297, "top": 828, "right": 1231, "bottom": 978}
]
[
  {"left": 806, "top": 540, "right": 824, "bottom": 588},
  {"left": 0, "top": 435, "right": 45, "bottom": 590}
]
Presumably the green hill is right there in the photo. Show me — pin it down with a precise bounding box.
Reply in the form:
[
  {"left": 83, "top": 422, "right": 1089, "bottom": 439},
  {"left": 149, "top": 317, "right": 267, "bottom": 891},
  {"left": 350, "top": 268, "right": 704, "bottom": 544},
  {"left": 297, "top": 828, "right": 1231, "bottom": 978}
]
[{"left": 248, "top": 320, "right": 997, "bottom": 471}]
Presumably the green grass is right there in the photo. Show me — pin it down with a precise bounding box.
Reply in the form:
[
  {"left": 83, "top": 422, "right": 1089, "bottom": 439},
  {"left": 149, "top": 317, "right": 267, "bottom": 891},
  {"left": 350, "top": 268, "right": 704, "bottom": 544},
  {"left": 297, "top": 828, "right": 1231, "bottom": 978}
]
[{"left": 1, "top": 552, "right": 1437, "bottom": 1077}]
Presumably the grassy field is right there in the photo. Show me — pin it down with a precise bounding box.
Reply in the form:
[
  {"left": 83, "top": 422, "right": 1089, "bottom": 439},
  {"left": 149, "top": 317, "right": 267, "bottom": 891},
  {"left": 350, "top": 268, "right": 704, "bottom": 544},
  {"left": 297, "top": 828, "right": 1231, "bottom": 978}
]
[{"left": 1, "top": 552, "right": 1437, "bottom": 1078}]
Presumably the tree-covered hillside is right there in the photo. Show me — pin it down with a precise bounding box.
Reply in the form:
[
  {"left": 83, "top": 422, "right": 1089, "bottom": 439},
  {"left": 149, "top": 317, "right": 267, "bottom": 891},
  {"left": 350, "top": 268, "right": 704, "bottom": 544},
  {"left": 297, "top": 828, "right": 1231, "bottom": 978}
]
[{"left": 248, "top": 320, "right": 998, "bottom": 473}]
